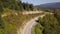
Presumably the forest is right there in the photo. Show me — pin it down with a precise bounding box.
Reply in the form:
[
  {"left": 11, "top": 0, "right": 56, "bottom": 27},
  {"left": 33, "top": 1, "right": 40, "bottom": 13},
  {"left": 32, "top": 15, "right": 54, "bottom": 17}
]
[{"left": 0, "top": 0, "right": 35, "bottom": 12}]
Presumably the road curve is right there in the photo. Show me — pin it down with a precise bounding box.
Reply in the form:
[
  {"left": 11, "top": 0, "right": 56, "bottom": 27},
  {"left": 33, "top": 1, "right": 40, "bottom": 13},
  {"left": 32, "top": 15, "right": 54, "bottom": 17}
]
[
  {"left": 21, "top": 15, "right": 45, "bottom": 34},
  {"left": 22, "top": 11, "right": 43, "bottom": 15}
]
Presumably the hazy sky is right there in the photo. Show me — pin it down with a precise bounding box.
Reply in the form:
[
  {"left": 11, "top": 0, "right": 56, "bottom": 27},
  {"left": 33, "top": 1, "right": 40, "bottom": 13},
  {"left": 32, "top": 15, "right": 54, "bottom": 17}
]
[{"left": 21, "top": 0, "right": 60, "bottom": 5}]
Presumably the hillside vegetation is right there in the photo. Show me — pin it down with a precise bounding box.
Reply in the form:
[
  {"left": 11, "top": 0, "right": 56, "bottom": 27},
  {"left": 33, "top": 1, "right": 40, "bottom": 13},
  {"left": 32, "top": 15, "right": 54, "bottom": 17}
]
[
  {"left": 0, "top": 0, "right": 39, "bottom": 34},
  {"left": 32, "top": 9, "right": 60, "bottom": 34},
  {"left": 0, "top": 0, "right": 36, "bottom": 11}
]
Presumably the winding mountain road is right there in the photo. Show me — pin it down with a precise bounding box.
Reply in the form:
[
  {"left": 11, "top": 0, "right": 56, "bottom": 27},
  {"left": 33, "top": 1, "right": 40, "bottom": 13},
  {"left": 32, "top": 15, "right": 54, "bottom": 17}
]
[
  {"left": 1, "top": 10, "right": 53, "bottom": 34},
  {"left": 21, "top": 14, "right": 45, "bottom": 34},
  {"left": 1, "top": 11, "right": 44, "bottom": 34},
  {"left": 17, "top": 11, "right": 53, "bottom": 34}
]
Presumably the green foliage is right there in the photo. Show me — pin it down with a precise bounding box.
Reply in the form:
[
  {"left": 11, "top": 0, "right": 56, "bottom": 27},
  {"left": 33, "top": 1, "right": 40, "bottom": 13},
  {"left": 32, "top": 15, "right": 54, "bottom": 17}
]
[
  {"left": 33, "top": 14, "right": 60, "bottom": 34},
  {"left": 29, "top": 4, "right": 34, "bottom": 11},
  {"left": 42, "top": 14, "right": 60, "bottom": 34},
  {"left": 38, "top": 17, "right": 44, "bottom": 26},
  {"left": 0, "top": 12, "right": 17, "bottom": 34},
  {"left": 32, "top": 23, "right": 43, "bottom": 34},
  {"left": 0, "top": 0, "right": 35, "bottom": 11},
  {"left": 42, "top": 9, "right": 60, "bottom": 25},
  {"left": 0, "top": 0, "right": 38, "bottom": 34},
  {"left": 54, "top": 9, "right": 60, "bottom": 24},
  {"left": 0, "top": 8, "right": 42, "bottom": 34}
]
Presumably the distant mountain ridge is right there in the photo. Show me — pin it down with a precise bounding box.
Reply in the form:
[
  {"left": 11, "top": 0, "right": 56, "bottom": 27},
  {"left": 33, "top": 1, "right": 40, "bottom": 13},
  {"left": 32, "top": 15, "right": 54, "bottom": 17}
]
[{"left": 36, "top": 2, "right": 60, "bottom": 9}]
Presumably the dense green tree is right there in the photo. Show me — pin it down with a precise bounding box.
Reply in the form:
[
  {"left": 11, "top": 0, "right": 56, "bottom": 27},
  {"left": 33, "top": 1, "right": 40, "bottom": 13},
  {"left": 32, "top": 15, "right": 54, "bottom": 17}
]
[
  {"left": 0, "top": 0, "right": 35, "bottom": 11},
  {"left": 29, "top": 4, "right": 34, "bottom": 11}
]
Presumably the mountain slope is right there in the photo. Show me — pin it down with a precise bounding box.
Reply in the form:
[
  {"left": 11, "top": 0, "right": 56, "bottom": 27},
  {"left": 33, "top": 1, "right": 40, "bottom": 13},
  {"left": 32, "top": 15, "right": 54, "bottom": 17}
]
[{"left": 37, "top": 2, "right": 60, "bottom": 9}]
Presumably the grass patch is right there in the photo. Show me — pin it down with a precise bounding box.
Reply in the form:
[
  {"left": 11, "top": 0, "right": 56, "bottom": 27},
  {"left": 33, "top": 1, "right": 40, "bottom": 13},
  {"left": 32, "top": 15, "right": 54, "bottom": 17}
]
[{"left": 32, "top": 23, "right": 43, "bottom": 34}]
